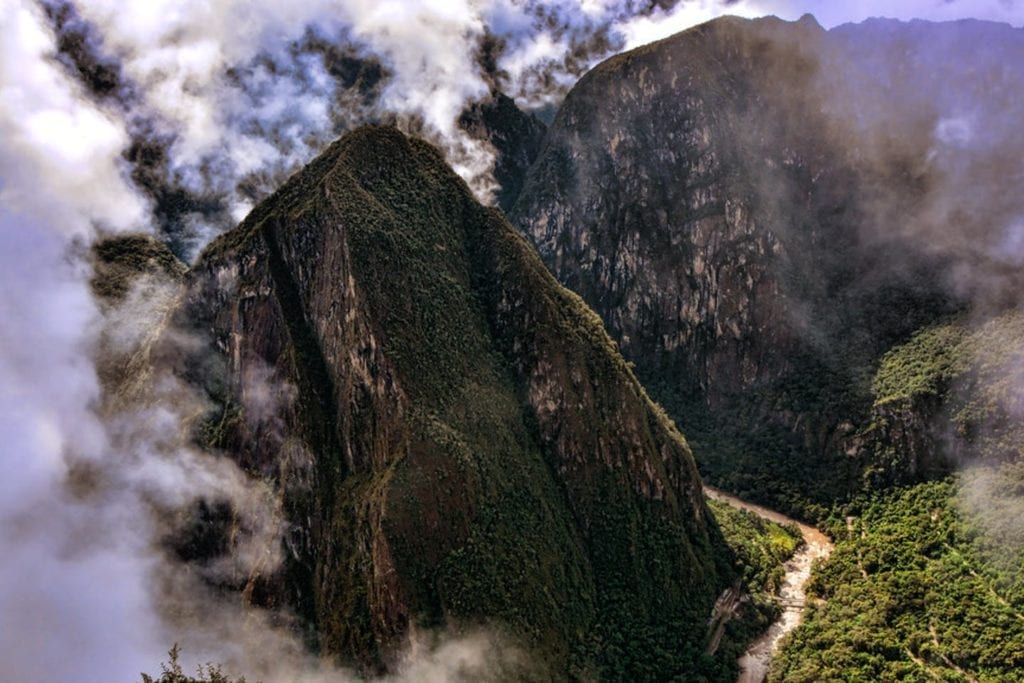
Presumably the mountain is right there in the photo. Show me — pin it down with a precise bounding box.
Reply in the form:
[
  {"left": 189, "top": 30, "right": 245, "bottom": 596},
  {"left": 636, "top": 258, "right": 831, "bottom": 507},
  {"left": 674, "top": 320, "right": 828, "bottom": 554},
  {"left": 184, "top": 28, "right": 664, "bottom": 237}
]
[
  {"left": 510, "top": 15, "right": 1024, "bottom": 515},
  {"left": 98, "top": 126, "right": 746, "bottom": 679},
  {"left": 86, "top": 14, "right": 1024, "bottom": 680},
  {"left": 460, "top": 91, "right": 548, "bottom": 213}
]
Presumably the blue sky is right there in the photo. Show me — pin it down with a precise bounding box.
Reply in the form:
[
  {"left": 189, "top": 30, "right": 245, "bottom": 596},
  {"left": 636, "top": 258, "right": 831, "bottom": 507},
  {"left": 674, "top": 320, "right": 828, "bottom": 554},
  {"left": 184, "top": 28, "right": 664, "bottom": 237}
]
[{"left": 795, "top": 0, "right": 1024, "bottom": 27}]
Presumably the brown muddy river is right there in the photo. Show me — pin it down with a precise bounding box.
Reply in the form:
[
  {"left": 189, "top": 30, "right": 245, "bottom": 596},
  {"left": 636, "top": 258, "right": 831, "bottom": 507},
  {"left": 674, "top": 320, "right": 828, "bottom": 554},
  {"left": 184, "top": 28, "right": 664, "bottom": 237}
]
[{"left": 704, "top": 486, "right": 834, "bottom": 683}]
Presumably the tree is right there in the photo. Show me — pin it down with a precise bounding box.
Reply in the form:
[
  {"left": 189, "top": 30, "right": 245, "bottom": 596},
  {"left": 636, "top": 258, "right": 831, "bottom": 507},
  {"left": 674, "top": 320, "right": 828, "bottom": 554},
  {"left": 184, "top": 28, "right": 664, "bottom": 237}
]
[{"left": 141, "top": 644, "right": 249, "bottom": 683}]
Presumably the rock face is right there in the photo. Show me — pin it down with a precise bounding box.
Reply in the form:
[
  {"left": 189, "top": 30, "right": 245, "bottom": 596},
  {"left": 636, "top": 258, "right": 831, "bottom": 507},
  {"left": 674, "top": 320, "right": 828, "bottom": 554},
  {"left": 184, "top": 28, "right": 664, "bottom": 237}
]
[
  {"left": 155, "top": 126, "right": 730, "bottom": 678},
  {"left": 460, "top": 91, "right": 548, "bottom": 213},
  {"left": 508, "top": 16, "right": 1024, "bottom": 512}
]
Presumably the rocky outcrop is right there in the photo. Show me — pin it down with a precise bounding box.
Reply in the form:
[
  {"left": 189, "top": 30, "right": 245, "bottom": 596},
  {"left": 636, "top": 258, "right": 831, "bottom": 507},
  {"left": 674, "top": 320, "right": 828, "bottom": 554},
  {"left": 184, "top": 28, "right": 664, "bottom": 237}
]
[
  {"left": 510, "top": 16, "right": 973, "bottom": 512},
  {"left": 132, "top": 126, "right": 735, "bottom": 678}
]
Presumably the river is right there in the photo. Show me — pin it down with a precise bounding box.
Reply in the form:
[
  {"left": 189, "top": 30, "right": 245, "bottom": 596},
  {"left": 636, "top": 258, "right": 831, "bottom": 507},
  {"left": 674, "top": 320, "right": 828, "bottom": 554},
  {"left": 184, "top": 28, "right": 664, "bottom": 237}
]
[{"left": 703, "top": 485, "right": 834, "bottom": 683}]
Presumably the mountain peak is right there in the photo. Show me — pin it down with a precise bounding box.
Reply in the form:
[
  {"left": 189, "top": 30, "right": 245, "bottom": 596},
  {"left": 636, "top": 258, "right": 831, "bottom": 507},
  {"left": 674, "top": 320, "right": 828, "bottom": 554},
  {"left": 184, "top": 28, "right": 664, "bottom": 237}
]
[{"left": 161, "top": 125, "right": 734, "bottom": 677}]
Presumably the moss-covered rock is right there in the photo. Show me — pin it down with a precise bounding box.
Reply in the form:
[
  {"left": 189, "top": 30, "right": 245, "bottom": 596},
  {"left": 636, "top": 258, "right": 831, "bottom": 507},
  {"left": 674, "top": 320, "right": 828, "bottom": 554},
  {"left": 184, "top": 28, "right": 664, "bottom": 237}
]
[{"left": 160, "top": 125, "right": 735, "bottom": 679}]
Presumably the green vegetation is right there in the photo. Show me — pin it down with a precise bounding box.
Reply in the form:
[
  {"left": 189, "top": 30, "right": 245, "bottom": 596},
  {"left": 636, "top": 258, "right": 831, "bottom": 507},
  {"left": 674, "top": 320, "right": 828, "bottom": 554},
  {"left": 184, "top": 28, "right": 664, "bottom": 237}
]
[
  {"left": 771, "top": 478, "right": 1024, "bottom": 682},
  {"left": 769, "top": 313, "right": 1024, "bottom": 680},
  {"left": 646, "top": 368, "right": 862, "bottom": 522},
  {"left": 141, "top": 645, "right": 248, "bottom": 683},
  {"left": 872, "top": 322, "right": 967, "bottom": 405},
  {"left": 871, "top": 313, "right": 1024, "bottom": 464},
  {"left": 709, "top": 500, "right": 801, "bottom": 597},
  {"left": 849, "top": 311, "right": 1024, "bottom": 497},
  {"left": 651, "top": 311, "right": 1024, "bottom": 525},
  {"left": 707, "top": 500, "right": 803, "bottom": 654},
  {"left": 189, "top": 127, "right": 740, "bottom": 680}
]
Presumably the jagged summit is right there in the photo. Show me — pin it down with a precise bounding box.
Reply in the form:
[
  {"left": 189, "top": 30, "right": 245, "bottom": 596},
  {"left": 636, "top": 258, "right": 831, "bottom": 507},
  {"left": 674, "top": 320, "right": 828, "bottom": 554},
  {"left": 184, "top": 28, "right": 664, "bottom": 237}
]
[{"left": 141, "top": 125, "right": 738, "bottom": 678}]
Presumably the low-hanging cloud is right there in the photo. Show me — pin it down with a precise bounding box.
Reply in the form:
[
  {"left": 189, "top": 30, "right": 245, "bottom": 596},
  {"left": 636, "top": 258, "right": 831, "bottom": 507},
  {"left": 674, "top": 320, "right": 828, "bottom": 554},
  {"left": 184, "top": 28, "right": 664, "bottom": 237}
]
[
  {"left": 0, "top": 8, "right": 157, "bottom": 680},
  {"left": 7, "top": 0, "right": 1024, "bottom": 681},
  {"left": 36, "top": 0, "right": 819, "bottom": 259}
]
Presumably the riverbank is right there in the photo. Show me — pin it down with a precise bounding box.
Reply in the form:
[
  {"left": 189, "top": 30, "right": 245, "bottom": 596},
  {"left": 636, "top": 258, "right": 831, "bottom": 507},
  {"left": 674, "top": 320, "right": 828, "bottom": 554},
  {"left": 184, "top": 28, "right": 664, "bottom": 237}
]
[{"left": 704, "top": 486, "right": 834, "bottom": 683}]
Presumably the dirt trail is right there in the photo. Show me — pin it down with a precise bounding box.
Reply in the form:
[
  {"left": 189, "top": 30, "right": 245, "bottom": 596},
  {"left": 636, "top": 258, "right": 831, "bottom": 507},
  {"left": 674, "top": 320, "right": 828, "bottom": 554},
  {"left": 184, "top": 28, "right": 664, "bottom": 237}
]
[{"left": 704, "top": 486, "right": 834, "bottom": 683}]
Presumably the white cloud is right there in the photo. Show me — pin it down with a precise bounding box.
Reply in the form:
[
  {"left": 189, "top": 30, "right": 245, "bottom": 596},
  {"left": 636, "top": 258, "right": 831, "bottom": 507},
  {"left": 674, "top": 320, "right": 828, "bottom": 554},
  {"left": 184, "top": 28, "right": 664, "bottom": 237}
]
[
  {"left": 72, "top": 0, "right": 502, "bottom": 203},
  {"left": 617, "top": 0, "right": 783, "bottom": 51},
  {"left": 0, "top": 2, "right": 146, "bottom": 235}
]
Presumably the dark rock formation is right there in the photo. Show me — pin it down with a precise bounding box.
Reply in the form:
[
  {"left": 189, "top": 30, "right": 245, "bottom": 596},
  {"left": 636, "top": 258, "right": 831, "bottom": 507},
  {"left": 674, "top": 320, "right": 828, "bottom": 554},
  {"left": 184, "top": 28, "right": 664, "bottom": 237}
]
[
  {"left": 111, "top": 126, "right": 736, "bottom": 679},
  {"left": 460, "top": 91, "right": 548, "bottom": 213},
  {"left": 508, "top": 16, "right": 1024, "bottom": 513}
]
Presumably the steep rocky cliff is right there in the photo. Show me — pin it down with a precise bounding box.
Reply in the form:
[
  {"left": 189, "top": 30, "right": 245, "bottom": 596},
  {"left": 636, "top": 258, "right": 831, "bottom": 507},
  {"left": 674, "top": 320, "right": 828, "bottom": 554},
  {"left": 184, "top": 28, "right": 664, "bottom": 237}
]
[
  {"left": 121, "top": 125, "right": 740, "bottom": 679},
  {"left": 508, "top": 16, "right": 1019, "bottom": 514}
]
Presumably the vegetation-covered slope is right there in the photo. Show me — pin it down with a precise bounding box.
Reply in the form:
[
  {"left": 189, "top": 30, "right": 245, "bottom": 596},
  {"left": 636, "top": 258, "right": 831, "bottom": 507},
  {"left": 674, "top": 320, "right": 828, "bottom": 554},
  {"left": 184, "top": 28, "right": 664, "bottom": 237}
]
[
  {"left": 865, "top": 313, "right": 1024, "bottom": 477},
  {"left": 772, "top": 479, "right": 1024, "bottom": 682},
  {"left": 773, "top": 312, "right": 1024, "bottom": 680},
  {"left": 163, "top": 125, "right": 739, "bottom": 679}
]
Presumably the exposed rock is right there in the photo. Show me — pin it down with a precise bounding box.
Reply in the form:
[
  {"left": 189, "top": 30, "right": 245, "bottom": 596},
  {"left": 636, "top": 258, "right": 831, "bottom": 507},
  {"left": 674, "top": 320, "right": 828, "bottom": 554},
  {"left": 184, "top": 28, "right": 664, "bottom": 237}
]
[
  {"left": 460, "top": 91, "right": 548, "bottom": 213},
  {"left": 509, "top": 16, "right": 998, "bottom": 513},
  {"left": 117, "top": 126, "right": 736, "bottom": 678}
]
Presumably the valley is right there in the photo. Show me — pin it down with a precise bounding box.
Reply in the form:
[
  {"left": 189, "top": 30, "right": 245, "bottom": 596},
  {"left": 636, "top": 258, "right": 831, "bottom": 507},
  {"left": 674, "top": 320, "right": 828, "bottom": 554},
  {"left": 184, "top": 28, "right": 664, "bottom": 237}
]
[
  {"left": 771, "top": 477, "right": 1024, "bottom": 682},
  {"left": 705, "top": 487, "right": 833, "bottom": 683},
  {"left": 129, "top": 15, "right": 1024, "bottom": 680}
]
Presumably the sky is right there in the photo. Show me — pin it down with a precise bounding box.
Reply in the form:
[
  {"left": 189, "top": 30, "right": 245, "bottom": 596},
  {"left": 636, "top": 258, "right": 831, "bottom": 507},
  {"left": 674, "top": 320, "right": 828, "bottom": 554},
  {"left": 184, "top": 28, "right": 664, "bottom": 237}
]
[{"left": 1, "top": 1, "right": 1023, "bottom": 681}]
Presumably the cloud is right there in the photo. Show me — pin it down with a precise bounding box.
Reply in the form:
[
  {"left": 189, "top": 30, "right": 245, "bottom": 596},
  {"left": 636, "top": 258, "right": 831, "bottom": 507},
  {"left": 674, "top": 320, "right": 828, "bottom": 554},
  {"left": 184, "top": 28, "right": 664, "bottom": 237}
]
[
  {"left": 0, "top": 212, "right": 159, "bottom": 683},
  {"left": 0, "top": 1, "right": 146, "bottom": 235},
  {"left": 6, "top": 1, "right": 1024, "bottom": 681},
  {"left": 0, "top": 12, "right": 153, "bottom": 683},
  {"left": 69, "top": 0, "right": 501, "bottom": 212},
  {"left": 616, "top": 0, "right": 780, "bottom": 50}
]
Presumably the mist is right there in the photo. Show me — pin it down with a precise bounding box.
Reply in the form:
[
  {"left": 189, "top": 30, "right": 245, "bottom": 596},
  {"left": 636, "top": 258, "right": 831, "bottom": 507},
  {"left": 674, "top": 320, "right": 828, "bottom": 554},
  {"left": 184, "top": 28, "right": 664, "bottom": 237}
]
[{"left": 6, "top": 0, "right": 1024, "bottom": 681}]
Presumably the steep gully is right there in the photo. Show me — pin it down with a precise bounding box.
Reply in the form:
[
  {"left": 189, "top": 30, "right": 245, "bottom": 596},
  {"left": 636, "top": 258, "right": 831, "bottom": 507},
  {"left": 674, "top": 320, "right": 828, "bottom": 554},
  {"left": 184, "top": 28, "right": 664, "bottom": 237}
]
[{"left": 703, "top": 486, "right": 834, "bottom": 683}]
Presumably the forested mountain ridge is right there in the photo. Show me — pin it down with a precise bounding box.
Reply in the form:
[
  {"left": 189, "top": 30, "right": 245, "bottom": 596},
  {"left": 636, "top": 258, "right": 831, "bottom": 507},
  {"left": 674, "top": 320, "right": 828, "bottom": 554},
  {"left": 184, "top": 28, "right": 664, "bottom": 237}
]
[{"left": 96, "top": 125, "right": 758, "bottom": 680}]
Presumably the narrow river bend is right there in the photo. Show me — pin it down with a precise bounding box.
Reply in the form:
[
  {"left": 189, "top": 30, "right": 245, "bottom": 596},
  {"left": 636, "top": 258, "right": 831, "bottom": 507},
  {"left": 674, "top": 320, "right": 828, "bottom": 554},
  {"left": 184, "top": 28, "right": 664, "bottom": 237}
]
[{"left": 703, "top": 486, "right": 834, "bottom": 683}]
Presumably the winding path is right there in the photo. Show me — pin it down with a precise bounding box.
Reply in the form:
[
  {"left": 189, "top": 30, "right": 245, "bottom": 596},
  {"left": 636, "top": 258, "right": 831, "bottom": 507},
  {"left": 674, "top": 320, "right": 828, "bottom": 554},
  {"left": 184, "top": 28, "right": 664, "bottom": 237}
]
[{"left": 703, "top": 486, "right": 834, "bottom": 683}]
